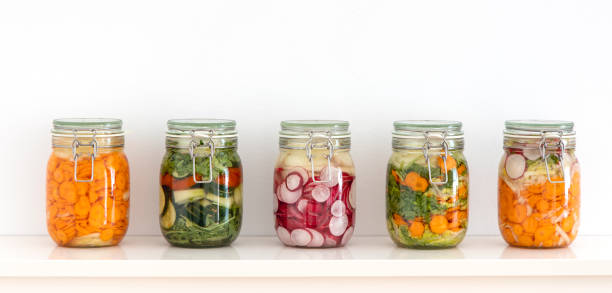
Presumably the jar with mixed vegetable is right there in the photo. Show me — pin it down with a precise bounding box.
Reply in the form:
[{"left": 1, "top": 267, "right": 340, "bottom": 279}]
[
  {"left": 159, "top": 119, "right": 242, "bottom": 247},
  {"left": 386, "top": 121, "right": 468, "bottom": 249},
  {"left": 498, "top": 120, "right": 579, "bottom": 248},
  {"left": 274, "top": 120, "right": 356, "bottom": 248},
  {"left": 46, "top": 118, "right": 130, "bottom": 247}
]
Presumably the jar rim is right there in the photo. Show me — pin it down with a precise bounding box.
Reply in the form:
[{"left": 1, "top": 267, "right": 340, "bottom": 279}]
[
  {"left": 393, "top": 120, "right": 463, "bottom": 137},
  {"left": 280, "top": 120, "right": 350, "bottom": 137},
  {"left": 52, "top": 118, "right": 123, "bottom": 136},
  {"left": 166, "top": 118, "right": 237, "bottom": 137},
  {"left": 505, "top": 120, "right": 574, "bottom": 133},
  {"left": 504, "top": 120, "right": 575, "bottom": 138}
]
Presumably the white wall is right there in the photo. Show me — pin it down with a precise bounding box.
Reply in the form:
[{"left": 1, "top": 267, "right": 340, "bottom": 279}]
[{"left": 0, "top": 0, "right": 610, "bottom": 236}]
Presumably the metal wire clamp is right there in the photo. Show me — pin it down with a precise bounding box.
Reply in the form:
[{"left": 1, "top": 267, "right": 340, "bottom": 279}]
[
  {"left": 189, "top": 129, "right": 215, "bottom": 184},
  {"left": 539, "top": 131, "right": 566, "bottom": 184},
  {"left": 72, "top": 129, "right": 98, "bottom": 183},
  {"left": 305, "top": 131, "right": 334, "bottom": 183},
  {"left": 423, "top": 131, "right": 449, "bottom": 185}
]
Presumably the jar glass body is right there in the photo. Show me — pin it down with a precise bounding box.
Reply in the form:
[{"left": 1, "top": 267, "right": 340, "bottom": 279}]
[
  {"left": 498, "top": 136, "right": 580, "bottom": 248},
  {"left": 159, "top": 136, "right": 243, "bottom": 247},
  {"left": 46, "top": 135, "right": 130, "bottom": 247},
  {"left": 386, "top": 147, "right": 468, "bottom": 248},
  {"left": 273, "top": 137, "right": 356, "bottom": 248}
]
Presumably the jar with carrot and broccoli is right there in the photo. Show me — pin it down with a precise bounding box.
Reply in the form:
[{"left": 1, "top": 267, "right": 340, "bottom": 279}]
[
  {"left": 386, "top": 121, "right": 468, "bottom": 249},
  {"left": 46, "top": 118, "right": 130, "bottom": 247},
  {"left": 498, "top": 120, "right": 579, "bottom": 248},
  {"left": 159, "top": 119, "right": 243, "bottom": 247},
  {"left": 274, "top": 120, "right": 356, "bottom": 248}
]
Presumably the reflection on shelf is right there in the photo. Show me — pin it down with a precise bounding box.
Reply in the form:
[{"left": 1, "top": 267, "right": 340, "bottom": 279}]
[
  {"left": 161, "top": 245, "right": 240, "bottom": 260},
  {"left": 388, "top": 246, "right": 465, "bottom": 260},
  {"left": 500, "top": 246, "right": 576, "bottom": 259},
  {"left": 273, "top": 246, "right": 354, "bottom": 260},
  {"left": 48, "top": 245, "right": 127, "bottom": 260}
]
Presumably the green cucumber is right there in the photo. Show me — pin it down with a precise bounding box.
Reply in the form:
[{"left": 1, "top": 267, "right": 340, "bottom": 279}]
[
  {"left": 173, "top": 188, "right": 206, "bottom": 205},
  {"left": 161, "top": 202, "right": 176, "bottom": 229},
  {"left": 204, "top": 193, "right": 233, "bottom": 208},
  {"left": 233, "top": 185, "right": 243, "bottom": 205}
]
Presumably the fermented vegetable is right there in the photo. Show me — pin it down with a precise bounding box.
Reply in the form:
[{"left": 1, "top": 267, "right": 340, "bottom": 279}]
[
  {"left": 386, "top": 150, "right": 468, "bottom": 248},
  {"left": 498, "top": 120, "right": 580, "bottom": 248},
  {"left": 159, "top": 147, "right": 242, "bottom": 247}
]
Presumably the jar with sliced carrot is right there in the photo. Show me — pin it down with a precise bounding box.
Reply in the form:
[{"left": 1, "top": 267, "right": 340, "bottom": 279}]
[
  {"left": 46, "top": 118, "right": 130, "bottom": 247},
  {"left": 159, "top": 119, "right": 243, "bottom": 247},
  {"left": 498, "top": 120, "right": 579, "bottom": 248},
  {"left": 386, "top": 121, "right": 468, "bottom": 249}
]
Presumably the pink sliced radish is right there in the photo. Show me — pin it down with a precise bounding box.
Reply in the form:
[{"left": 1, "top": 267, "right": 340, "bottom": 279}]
[
  {"left": 285, "top": 172, "right": 304, "bottom": 191},
  {"left": 297, "top": 199, "right": 309, "bottom": 213},
  {"left": 290, "top": 228, "right": 312, "bottom": 246},
  {"left": 330, "top": 200, "right": 346, "bottom": 217},
  {"left": 348, "top": 184, "right": 356, "bottom": 209},
  {"left": 276, "top": 226, "right": 293, "bottom": 246},
  {"left": 306, "top": 228, "right": 324, "bottom": 247},
  {"left": 320, "top": 166, "right": 340, "bottom": 187},
  {"left": 311, "top": 185, "right": 331, "bottom": 202},
  {"left": 273, "top": 194, "right": 279, "bottom": 213},
  {"left": 324, "top": 236, "right": 337, "bottom": 247},
  {"left": 278, "top": 183, "right": 302, "bottom": 204},
  {"left": 329, "top": 215, "right": 349, "bottom": 236},
  {"left": 523, "top": 149, "right": 541, "bottom": 161},
  {"left": 282, "top": 167, "right": 309, "bottom": 182},
  {"left": 341, "top": 226, "right": 354, "bottom": 246},
  {"left": 505, "top": 154, "right": 527, "bottom": 179}
]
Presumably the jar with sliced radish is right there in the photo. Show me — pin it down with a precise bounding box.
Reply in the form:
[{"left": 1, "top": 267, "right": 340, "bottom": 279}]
[
  {"left": 274, "top": 120, "right": 355, "bottom": 248},
  {"left": 386, "top": 121, "right": 468, "bottom": 249},
  {"left": 498, "top": 120, "right": 580, "bottom": 248}
]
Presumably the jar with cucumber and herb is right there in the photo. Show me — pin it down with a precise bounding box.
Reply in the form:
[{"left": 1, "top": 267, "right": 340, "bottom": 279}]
[
  {"left": 386, "top": 121, "right": 469, "bottom": 249},
  {"left": 159, "top": 119, "right": 242, "bottom": 247}
]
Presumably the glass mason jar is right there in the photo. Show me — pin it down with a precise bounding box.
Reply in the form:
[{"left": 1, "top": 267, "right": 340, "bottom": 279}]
[
  {"left": 274, "top": 120, "right": 356, "bottom": 248},
  {"left": 498, "top": 120, "right": 579, "bottom": 248},
  {"left": 46, "top": 118, "right": 130, "bottom": 247},
  {"left": 386, "top": 121, "right": 469, "bottom": 249},
  {"left": 159, "top": 119, "right": 243, "bottom": 247}
]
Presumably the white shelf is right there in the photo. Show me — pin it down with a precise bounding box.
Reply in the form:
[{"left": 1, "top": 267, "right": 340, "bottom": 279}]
[{"left": 1, "top": 235, "right": 611, "bottom": 278}]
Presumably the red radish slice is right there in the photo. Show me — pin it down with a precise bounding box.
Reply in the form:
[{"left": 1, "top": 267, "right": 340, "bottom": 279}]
[
  {"left": 275, "top": 185, "right": 282, "bottom": 200},
  {"left": 325, "top": 236, "right": 337, "bottom": 247},
  {"left": 320, "top": 166, "right": 340, "bottom": 187},
  {"left": 273, "top": 195, "right": 279, "bottom": 213},
  {"left": 523, "top": 149, "right": 541, "bottom": 161},
  {"left": 306, "top": 228, "right": 324, "bottom": 247},
  {"left": 285, "top": 172, "right": 303, "bottom": 192},
  {"left": 331, "top": 200, "right": 346, "bottom": 217},
  {"left": 329, "top": 215, "right": 349, "bottom": 236},
  {"left": 341, "top": 226, "right": 354, "bottom": 246},
  {"left": 278, "top": 183, "right": 302, "bottom": 204},
  {"left": 311, "top": 185, "right": 331, "bottom": 202},
  {"left": 290, "top": 229, "right": 312, "bottom": 246},
  {"left": 276, "top": 226, "right": 293, "bottom": 246},
  {"left": 297, "top": 199, "right": 309, "bottom": 213},
  {"left": 282, "top": 167, "right": 309, "bottom": 183},
  {"left": 348, "top": 184, "right": 356, "bottom": 209},
  {"left": 505, "top": 154, "right": 527, "bottom": 179}
]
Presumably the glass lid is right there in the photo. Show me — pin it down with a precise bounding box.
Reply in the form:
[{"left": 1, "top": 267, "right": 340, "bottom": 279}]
[
  {"left": 505, "top": 120, "right": 574, "bottom": 133},
  {"left": 52, "top": 118, "right": 123, "bottom": 135},
  {"left": 393, "top": 120, "right": 463, "bottom": 136},
  {"left": 280, "top": 120, "right": 350, "bottom": 137},
  {"left": 167, "top": 119, "right": 237, "bottom": 136},
  {"left": 53, "top": 118, "right": 122, "bottom": 130}
]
